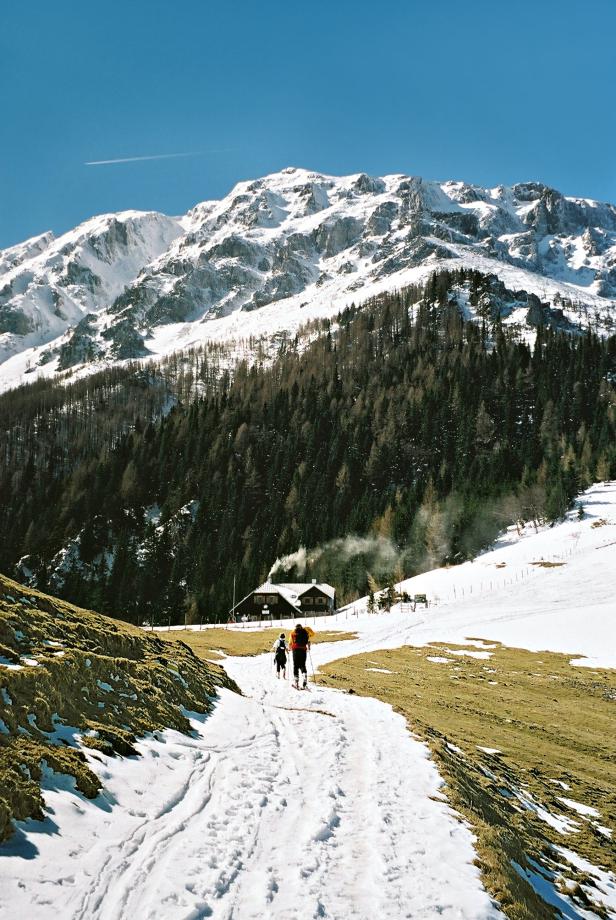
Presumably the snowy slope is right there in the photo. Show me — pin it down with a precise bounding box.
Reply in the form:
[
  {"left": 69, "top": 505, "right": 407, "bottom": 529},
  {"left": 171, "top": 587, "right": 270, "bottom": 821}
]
[
  {"left": 2, "top": 483, "right": 615, "bottom": 919},
  {"left": 255, "top": 481, "right": 616, "bottom": 672},
  {"left": 1, "top": 167, "right": 616, "bottom": 391},
  {"left": 330, "top": 480, "right": 616, "bottom": 671},
  {"left": 0, "top": 211, "right": 182, "bottom": 365}
]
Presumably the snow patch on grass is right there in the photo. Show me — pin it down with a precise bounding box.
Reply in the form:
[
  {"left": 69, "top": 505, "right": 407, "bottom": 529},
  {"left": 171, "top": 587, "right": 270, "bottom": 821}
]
[
  {"left": 557, "top": 798, "right": 601, "bottom": 819},
  {"left": 554, "top": 846, "right": 616, "bottom": 914}
]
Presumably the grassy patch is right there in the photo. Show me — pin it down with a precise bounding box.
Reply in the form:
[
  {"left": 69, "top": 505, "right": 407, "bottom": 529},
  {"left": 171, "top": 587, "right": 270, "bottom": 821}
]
[
  {"left": 0, "top": 574, "right": 237, "bottom": 844},
  {"left": 318, "top": 642, "right": 616, "bottom": 920},
  {"left": 530, "top": 561, "right": 566, "bottom": 568},
  {"left": 163, "top": 627, "right": 356, "bottom": 661}
]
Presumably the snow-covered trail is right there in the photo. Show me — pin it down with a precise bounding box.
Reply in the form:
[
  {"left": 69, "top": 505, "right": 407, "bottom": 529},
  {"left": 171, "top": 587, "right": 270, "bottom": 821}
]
[
  {"left": 1, "top": 647, "right": 501, "bottom": 920},
  {"left": 209, "top": 655, "right": 500, "bottom": 920}
]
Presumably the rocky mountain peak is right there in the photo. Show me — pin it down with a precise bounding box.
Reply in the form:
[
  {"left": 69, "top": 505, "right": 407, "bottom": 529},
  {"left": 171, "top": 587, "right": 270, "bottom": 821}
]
[{"left": 1, "top": 168, "right": 615, "bottom": 390}]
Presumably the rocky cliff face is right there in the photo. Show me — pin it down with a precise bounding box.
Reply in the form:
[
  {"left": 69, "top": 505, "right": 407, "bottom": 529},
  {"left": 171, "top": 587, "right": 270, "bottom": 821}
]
[
  {"left": 0, "top": 211, "right": 183, "bottom": 363},
  {"left": 1, "top": 167, "right": 615, "bottom": 388}
]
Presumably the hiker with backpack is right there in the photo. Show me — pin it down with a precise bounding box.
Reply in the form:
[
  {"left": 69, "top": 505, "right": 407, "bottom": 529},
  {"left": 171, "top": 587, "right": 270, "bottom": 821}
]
[
  {"left": 272, "top": 632, "right": 288, "bottom": 678},
  {"left": 289, "top": 623, "right": 312, "bottom": 689}
]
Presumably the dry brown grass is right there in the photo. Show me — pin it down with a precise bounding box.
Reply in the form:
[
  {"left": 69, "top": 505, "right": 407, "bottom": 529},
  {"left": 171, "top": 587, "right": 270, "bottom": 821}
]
[
  {"left": 0, "top": 574, "right": 236, "bottom": 843},
  {"left": 529, "top": 560, "right": 566, "bottom": 568},
  {"left": 163, "top": 627, "right": 356, "bottom": 661},
  {"left": 318, "top": 641, "right": 616, "bottom": 919}
]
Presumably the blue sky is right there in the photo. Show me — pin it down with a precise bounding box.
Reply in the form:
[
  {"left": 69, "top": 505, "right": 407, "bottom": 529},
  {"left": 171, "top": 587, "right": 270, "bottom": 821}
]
[{"left": 1, "top": 0, "right": 615, "bottom": 248}]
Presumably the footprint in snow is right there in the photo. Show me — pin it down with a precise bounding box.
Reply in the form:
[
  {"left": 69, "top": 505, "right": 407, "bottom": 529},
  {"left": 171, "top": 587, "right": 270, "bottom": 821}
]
[
  {"left": 313, "top": 810, "right": 341, "bottom": 842},
  {"left": 266, "top": 877, "right": 279, "bottom": 902}
]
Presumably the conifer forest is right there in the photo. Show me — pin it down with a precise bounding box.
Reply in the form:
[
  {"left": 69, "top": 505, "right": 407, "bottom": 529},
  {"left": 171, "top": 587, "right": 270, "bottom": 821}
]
[{"left": 1, "top": 270, "right": 615, "bottom": 624}]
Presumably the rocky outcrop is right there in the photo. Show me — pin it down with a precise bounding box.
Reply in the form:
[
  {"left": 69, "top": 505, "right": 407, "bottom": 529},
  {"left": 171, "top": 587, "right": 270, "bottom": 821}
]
[
  {"left": 525, "top": 294, "right": 579, "bottom": 331},
  {"left": 57, "top": 314, "right": 102, "bottom": 369},
  {"left": 59, "top": 261, "right": 102, "bottom": 291},
  {"left": 101, "top": 320, "right": 149, "bottom": 359},
  {"left": 366, "top": 201, "right": 399, "bottom": 237},
  {"left": 0, "top": 306, "right": 33, "bottom": 335}
]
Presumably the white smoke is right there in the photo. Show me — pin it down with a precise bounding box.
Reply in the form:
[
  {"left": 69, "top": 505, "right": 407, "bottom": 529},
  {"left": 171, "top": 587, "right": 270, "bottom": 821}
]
[
  {"left": 268, "top": 546, "right": 308, "bottom": 579},
  {"left": 268, "top": 534, "right": 398, "bottom": 580}
]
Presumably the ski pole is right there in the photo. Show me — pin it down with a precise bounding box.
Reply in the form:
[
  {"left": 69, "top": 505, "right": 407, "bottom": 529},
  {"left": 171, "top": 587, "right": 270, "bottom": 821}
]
[{"left": 309, "top": 648, "right": 315, "bottom": 679}]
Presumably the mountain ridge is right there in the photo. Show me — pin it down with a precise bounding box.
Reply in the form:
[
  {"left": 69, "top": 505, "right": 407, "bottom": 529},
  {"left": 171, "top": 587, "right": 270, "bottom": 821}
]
[{"left": 1, "top": 166, "right": 616, "bottom": 391}]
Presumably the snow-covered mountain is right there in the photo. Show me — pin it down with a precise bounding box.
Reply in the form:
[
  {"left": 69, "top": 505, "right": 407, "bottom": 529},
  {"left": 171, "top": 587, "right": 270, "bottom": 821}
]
[
  {"left": 0, "top": 211, "right": 182, "bottom": 364},
  {"left": 2, "top": 167, "right": 616, "bottom": 390}
]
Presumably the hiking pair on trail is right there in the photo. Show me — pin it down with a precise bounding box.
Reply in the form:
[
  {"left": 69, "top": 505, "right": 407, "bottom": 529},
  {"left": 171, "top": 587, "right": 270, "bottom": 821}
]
[{"left": 272, "top": 624, "right": 313, "bottom": 688}]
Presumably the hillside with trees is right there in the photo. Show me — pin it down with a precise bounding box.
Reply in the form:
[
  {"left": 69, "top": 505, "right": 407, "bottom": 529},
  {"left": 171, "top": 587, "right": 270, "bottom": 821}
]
[{"left": 1, "top": 269, "right": 615, "bottom": 624}]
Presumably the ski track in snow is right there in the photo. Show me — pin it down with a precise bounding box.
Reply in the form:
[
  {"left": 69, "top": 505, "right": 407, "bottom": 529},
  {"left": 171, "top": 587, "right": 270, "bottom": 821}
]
[{"left": 3, "top": 480, "right": 616, "bottom": 919}]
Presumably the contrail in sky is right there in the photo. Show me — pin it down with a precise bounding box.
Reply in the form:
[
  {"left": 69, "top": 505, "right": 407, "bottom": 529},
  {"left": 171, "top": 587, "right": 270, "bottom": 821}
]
[{"left": 85, "top": 151, "right": 200, "bottom": 166}]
